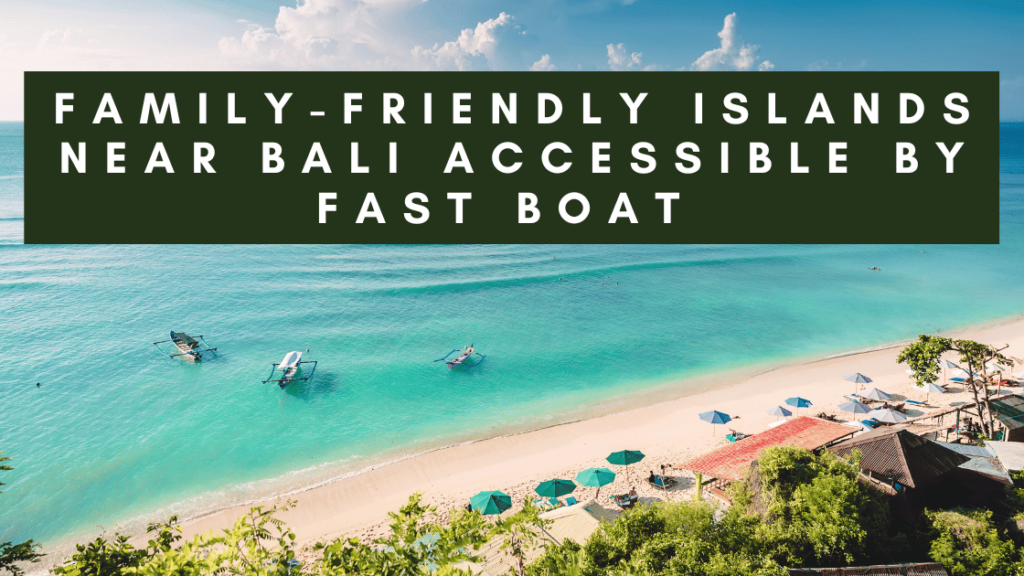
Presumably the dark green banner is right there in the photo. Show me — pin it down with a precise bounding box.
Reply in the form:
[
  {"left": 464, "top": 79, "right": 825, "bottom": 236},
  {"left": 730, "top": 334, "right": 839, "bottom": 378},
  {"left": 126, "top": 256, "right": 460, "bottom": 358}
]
[{"left": 24, "top": 71, "right": 998, "bottom": 244}]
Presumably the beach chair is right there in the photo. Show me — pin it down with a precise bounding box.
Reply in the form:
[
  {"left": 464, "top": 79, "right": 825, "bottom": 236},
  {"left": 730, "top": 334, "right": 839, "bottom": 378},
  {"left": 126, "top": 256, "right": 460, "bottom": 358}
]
[
  {"left": 905, "top": 399, "right": 926, "bottom": 406},
  {"left": 860, "top": 419, "right": 879, "bottom": 429},
  {"left": 548, "top": 497, "right": 564, "bottom": 509},
  {"left": 534, "top": 498, "right": 553, "bottom": 511},
  {"left": 566, "top": 496, "right": 578, "bottom": 506},
  {"left": 610, "top": 494, "right": 635, "bottom": 510},
  {"left": 647, "top": 475, "right": 677, "bottom": 490}
]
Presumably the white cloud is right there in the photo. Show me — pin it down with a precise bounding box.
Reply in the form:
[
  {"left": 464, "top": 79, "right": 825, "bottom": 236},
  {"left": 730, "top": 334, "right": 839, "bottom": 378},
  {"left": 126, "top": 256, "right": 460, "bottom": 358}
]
[
  {"left": 218, "top": 2, "right": 522, "bottom": 71},
  {"left": 607, "top": 42, "right": 642, "bottom": 70},
  {"left": 412, "top": 12, "right": 518, "bottom": 70},
  {"left": 530, "top": 53, "right": 555, "bottom": 71},
  {"left": 690, "top": 13, "right": 770, "bottom": 71},
  {"left": 218, "top": 0, "right": 410, "bottom": 69}
]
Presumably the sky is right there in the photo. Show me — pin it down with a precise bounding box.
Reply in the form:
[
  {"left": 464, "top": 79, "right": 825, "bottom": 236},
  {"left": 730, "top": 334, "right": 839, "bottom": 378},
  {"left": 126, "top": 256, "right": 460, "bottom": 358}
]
[{"left": 0, "top": 0, "right": 1022, "bottom": 121}]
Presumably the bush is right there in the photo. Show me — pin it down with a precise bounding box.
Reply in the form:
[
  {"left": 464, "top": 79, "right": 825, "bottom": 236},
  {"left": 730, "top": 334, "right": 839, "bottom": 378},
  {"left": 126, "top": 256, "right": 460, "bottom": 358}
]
[{"left": 927, "top": 509, "right": 1022, "bottom": 576}]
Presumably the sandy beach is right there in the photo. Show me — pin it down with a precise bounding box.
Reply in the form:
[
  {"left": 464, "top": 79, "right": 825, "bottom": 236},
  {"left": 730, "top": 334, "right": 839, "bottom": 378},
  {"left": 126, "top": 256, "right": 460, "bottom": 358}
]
[{"left": 157, "top": 316, "right": 1024, "bottom": 554}]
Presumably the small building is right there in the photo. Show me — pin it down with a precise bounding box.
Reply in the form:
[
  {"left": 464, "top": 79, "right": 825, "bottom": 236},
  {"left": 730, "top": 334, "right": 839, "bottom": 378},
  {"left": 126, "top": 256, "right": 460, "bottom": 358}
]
[
  {"left": 680, "top": 416, "right": 857, "bottom": 501},
  {"left": 935, "top": 441, "right": 1013, "bottom": 485},
  {"left": 989, "top": 395, "right": 1024, "bottom": 442},
  {"left": 829, "top": 427, "right": 1009, "bottom": 522},
  {"left": 987, "top": 441, "right": 1024, "bottom": 475},
  {"left": 467, "top": 500, "right": 618, "bottom": 575},
  {"left": 788, "top": 562, "right": 949, "bottom": 575}
]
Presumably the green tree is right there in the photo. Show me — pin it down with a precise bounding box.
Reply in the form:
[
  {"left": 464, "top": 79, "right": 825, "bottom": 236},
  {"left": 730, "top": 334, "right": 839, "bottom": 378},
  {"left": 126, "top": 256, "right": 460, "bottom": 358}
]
[
  {"left": 898, "top": 335, "right": 1009, "bottom": 437},
  {"left": 314, "top": 493, "right": 490, "bottom": 576},
  {"left": 490, "top": 499, "right": 550, "bottom": 576},
  {"left": 1, "top": 452, "right": 44, "bottom": 576},
  {"left": 125, "top": 502, "right": 300, "bottom": 576},
  {"left": 926, "top": 509, "right": 1021, "bottom": 576},
  {"left": 50, "top": 518, "right": 180, "bottom": 576},
  {"left": 728, "top": 446, "right": 890, "bottom": 567}
]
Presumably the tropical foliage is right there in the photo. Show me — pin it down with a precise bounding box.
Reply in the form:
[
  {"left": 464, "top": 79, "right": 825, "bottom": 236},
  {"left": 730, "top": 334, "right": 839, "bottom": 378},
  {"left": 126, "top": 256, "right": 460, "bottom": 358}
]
[
  {"left": 1, "top": 452, "right": 44, "bottom": 576},
  {"left": 898, "top": 335, "right": 1011, "bottom": 437},
  {"left": 7, "top": 446, "right": 1024, "bottom": 575}
]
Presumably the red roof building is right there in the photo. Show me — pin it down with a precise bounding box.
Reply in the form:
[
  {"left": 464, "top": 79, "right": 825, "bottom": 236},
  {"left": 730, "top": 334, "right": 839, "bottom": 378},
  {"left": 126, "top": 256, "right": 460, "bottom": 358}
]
[{"left": 681, "top": 416, "right": 857, "bottom": 481}]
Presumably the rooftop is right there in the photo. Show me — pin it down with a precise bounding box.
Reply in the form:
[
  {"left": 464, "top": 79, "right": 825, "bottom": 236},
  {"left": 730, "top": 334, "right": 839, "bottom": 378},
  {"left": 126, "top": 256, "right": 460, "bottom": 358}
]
[
  {"left": 989, "top": 441, "right": 1024, "bottom": 472},
  {"left": 990, "top": 395, "right": 1024, "bottom": 430},
  {"left": 788, "top": 562, "right": 949, "bottom": 575},
  {"left": 829, "top": 428, "right": 969, "bottom": 489},
  {"left": 680, "top": 416, "right": 857, "bottom": 481}
]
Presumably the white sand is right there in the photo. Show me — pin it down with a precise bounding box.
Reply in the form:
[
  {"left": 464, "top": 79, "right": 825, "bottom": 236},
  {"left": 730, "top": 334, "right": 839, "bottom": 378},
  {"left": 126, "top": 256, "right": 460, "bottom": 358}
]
[{"left": 162, "top": 317, "right": 1024, "bottom": 553}]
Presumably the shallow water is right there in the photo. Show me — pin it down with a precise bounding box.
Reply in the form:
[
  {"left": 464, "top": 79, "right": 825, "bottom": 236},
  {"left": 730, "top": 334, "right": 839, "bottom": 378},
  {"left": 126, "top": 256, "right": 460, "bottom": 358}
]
[{"left": 1, "top": 121, "right": 1023, "bottom": 552}]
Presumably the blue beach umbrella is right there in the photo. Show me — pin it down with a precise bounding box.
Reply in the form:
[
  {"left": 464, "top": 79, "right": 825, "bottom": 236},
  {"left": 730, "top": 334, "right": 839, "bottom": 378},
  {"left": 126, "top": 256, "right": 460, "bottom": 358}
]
[
  {"left": 837, "top": 400, "right": 872, "bottom": 415},
  {"left": 765, "top": 405, "right": 792, "bottom": 420},
  {"left": 785, "top": 397, "right": 813, "bottom": 416},
  {"left": 699, "top": 410, "right": 732, "bottom": 435}
]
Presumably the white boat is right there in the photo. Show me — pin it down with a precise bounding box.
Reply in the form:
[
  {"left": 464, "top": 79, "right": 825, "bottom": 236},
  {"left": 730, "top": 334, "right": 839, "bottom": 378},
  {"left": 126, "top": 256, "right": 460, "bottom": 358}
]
[{"left": 281, "top": 351, "right": 302, "bottom": 370}]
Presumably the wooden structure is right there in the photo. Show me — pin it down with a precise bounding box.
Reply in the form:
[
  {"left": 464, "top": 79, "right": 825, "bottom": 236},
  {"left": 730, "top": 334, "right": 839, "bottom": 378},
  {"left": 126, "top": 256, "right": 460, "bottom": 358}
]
[{"left": 153, "top": 331, "right": 217, "bottom": 361}]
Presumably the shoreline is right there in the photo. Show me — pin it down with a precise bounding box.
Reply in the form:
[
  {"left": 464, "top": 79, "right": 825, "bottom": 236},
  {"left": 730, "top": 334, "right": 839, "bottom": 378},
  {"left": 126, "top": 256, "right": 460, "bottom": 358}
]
[
  {"left": 153, "top": 315, "right": 1024, "bottom": 551},
  {"left": 35, "top": 311, "right": 1024, "bottom": 568}
]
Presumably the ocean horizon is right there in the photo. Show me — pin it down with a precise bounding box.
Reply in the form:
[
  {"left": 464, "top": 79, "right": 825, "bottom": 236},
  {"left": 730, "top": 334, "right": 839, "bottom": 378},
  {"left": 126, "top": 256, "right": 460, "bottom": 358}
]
[{"left": 2, "top": 121, "right": 1024, "bottom": 557}]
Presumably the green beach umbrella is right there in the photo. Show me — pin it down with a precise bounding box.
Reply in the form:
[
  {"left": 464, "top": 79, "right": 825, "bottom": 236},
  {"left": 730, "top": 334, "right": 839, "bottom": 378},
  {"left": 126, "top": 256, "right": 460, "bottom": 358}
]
[
  {"left": 606, "top": 450, "right": 646, "bottom": 484},
  {"left": 535, "top": 478, "right": 577, "bottom": 498},
  {"left": 470, "top": 490, "right": 512, "bottom": 515},
  {"left": 576, "top": 467, "right": 616, "bottom": 499},
  {"left": 606, "top": 450, "right": 646, "bottom": 466}
]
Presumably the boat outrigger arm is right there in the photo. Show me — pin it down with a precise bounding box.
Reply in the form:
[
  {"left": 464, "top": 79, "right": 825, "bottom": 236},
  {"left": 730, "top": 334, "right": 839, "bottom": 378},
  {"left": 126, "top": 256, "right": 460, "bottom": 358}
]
[
  {"left": 433, "top": 345, "right": 485, "bottom": 369},
  {"left": 262, "top": 351, "right": 318, "bottom": 388},
  {"left": 153, "top": 331, "right": 217, "bottom": 360}
]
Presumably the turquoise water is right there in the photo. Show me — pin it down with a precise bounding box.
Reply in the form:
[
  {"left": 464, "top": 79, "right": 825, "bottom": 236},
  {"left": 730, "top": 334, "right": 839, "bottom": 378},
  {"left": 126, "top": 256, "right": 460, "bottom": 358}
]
[{"left": 1, "top": 121, "right": 1024, "bottom": 552}]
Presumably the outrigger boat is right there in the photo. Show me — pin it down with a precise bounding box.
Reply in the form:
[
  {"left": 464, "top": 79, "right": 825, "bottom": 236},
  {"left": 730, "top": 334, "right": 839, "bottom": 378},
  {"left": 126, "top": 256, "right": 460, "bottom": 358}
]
[
  {"left": 153, "top": 331, "right": 217, "bottom": 361},
  {"left": 434, "top": 345, "right": 485, "bottom": 369},
  {"left": 262, "top": 351, "right": 318, "bottom": 389}
]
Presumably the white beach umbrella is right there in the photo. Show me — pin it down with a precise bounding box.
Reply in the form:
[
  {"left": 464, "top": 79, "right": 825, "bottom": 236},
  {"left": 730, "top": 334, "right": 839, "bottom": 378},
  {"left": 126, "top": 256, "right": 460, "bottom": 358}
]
[
  {"left": 937, "top": 359, "right": 959, "bottom": 384},
  {"left": 952, "top": 368, "right": 981, "bottom": 379},
  {"left": 868, "top": 408, "right": 908, "bottom": 424},
  {"left": 843, "top": 373, "right": 873, "bottom": 394},
  {"left": 861, "top": 388, "right": 891, "bottom": 402},
  {"left": 765, "top": 405, "right": 792, "bottom": 420},
  {"left": 838, "top": 400, "right": 872, "bottom": 415},
  {"left": 918, "top": 382, "right": 945, "bottom": 402}
]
